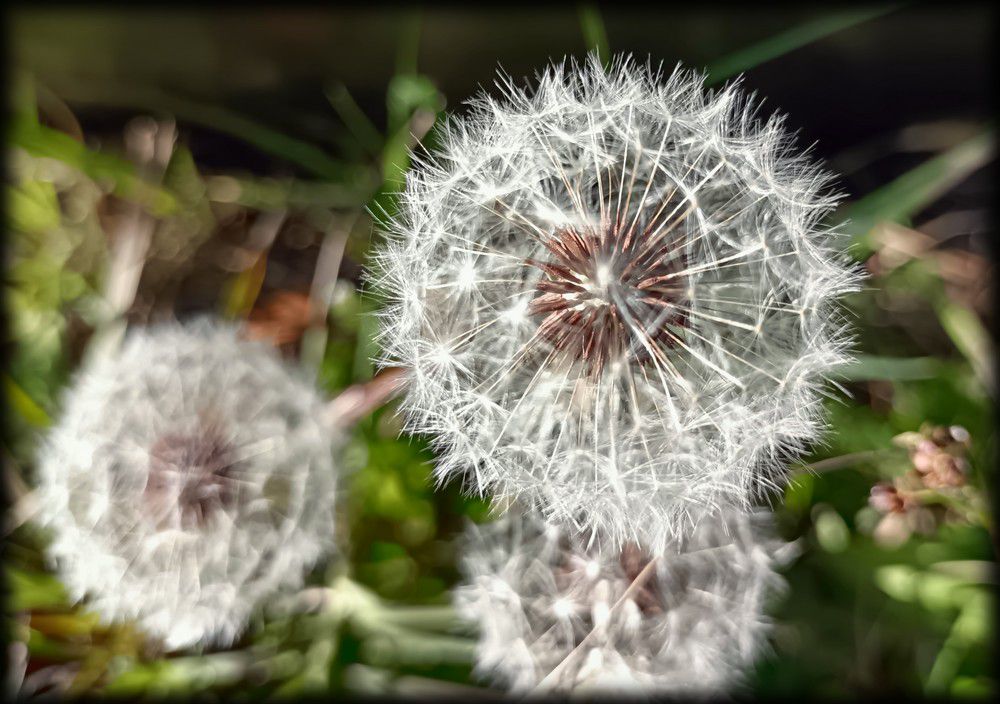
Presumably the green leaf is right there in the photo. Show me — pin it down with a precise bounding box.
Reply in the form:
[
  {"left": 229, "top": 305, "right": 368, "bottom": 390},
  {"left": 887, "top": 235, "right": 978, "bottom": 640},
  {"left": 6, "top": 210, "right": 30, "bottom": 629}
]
[
  {"left": 953, "top": 590, "right": 991, "bottom": 644},
  {"left": 926, "top": 591, "right": 991, "bottom": 694},
  {"left": 705, "top": 6, "right": 899, "bottom": 84},
  {"left": 813, "top": 507, "right": 850, "bottom": 553},
  {"left": 840, "top": 129, "right": 995, "bottom": 249},
  {"left": 221, "top": 252, "right": 268, "bottom": 320},
  {"left": 386, "top": 74, "right": 443, "bottom": 134},
  {"left": 9, "top": 119, "right": 177, "bottom": 215},
  {"left": 950, "top": 676, "right": 994, "bottom": 699},
  {"left": 386, "top": 74, "right": 442, "bottom": 133},
  {"left": 915, "top": 572, "right": 972, "bottom": 613},
  {"left": 27, "top": 628, "right": 85, "bottom": 661},
  {"left": 8, "top": 180, "right": 62, "bottom": 235},
  {"left": 875, "top": 564, "right": 918, "bottom": 603},
  {"left": 929, "top": 560, "right": 995, "bottom": 584},
  {"left": 161, "top": 144, "right": 208, "bottom": 207},
  {"left": 104, "top": 663, "right": 167, "bottom": 696},
  {"left": 783, "top": 473, "right": 814, "bottom": 515},
  {"left": 30, "top": 613, "right": 99, "bottom": 638},
  {"left": 3, "top": 373, "right": 51, "bottom": 428},
  {"left": 876, "top": 564, "right": 981, "bottom": 613},
  {"left": 5, "top": 565, "right": 67, "bottom": 610}
]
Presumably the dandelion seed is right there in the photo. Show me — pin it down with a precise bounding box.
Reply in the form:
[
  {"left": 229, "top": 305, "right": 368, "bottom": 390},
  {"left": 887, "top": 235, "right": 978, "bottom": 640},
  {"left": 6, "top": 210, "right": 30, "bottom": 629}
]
[
  {"left": 34, "top": 320, "right": 339, "bottom": 650},
  {"left": 455, "top": 508, "right": 795, "bottom": 694},
  {"left": 372, "top": 54, "right": 861, "bottom": 549}
]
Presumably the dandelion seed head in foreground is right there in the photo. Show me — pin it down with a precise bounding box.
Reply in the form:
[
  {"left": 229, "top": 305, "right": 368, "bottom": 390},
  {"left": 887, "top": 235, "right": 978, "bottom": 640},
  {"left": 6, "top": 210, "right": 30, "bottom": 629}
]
[
  {"left": 455, "top": 509, "right": 795, "bottom": 694},
  {"left": 34, "top": 321, "right": 339, "bottom": 650},
  {"left": 373, "top": 54, "right": 862, "bottom": 549}
]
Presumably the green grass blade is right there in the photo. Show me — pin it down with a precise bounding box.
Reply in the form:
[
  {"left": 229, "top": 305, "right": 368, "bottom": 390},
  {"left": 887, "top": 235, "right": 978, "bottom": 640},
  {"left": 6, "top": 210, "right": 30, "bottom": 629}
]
[
  {"left": 6, "top": 565, "right": 67, "bottom": 610},
  {"left": 841, "top": 129, "right": 995, "bottom": 248},
  {"left": 10, "top": 119, "right": 177, "bottom": 215},
  {"left": 705, "top": 5, "right": 900, "bottom": 84},
  {"left": 834, "top": 355, "right": 944, "bottom": 382},
  {"left": 4, "top": 373, "right": 51, "bottom": 428},
  {"left": 934, "top": 297, "right": 994, "bottom": 395},
  {"left": 326, "top": 83, "right": 385, "bottom": 157},
  {"left": 42, "top": 81, "right": 348, "bottom": 180},
  {"left": 578, "top": 3, "right": 611, "bottom": 64},
  {"left": 395, "top": 12, "right": 423, "bottom": 79},
  {"left": 10, "top": 70, "right": 39, "bottom": 124}
]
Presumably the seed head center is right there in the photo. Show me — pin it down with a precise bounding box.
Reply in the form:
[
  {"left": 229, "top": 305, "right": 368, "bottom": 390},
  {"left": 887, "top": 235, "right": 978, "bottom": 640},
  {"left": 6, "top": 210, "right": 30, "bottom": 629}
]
[
  {"left": 526, "top": 219, "right": 690, "bottom": 375},
  {"left": 144, "top": 416, "right": 239, "bottom": 530}
]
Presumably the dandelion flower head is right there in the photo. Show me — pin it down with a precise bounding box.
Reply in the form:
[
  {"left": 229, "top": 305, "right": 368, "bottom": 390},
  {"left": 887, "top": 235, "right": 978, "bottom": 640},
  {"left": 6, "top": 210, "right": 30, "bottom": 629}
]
[
  {"left": 455, "top": 508, "right": 795, "bottom": 694},
  {"left": 374, "top": 54, "right": 860, "bottom": 549},
  {"left": 34, "top": 320, "right": 339, "bottom": 650}
]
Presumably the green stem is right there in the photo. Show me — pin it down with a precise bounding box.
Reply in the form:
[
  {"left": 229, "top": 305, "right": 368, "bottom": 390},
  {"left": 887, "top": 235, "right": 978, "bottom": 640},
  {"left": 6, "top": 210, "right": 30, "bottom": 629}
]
[
  {"left": 379, "top": 605, "right": 469, "bottom": 633},
  {"left": 793, "top": 450, "right": 892, "bottom": 476},
  {"left": 924, "top": 614, "right": 969, "bottom": 695},
  {"left": 578, "top": 3, "right": 611, "bottom": 64},
  {"left": 359, "top": 630, "right": 477, "bottom": 667}
]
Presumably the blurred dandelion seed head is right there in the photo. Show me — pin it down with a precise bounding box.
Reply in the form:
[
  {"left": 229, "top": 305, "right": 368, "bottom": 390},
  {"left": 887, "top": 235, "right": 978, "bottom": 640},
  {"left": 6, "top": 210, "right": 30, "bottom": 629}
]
[
  {"left": 373, "top": 54, "right": 862, "bottom": 549},
  {"left": 455, "top": 508, "right": 795, "bottom": 694},
  {"left": 144, "top": 413, "right": 241, "bottom": 531},
  {"left": 34, "top": 320, "right": 339, "bottom": 650}
]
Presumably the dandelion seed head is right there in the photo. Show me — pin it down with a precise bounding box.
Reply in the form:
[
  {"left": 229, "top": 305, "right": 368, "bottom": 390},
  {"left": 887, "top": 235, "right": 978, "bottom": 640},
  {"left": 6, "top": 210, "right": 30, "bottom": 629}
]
[
  {"left": 455, "top": 508, "right": 795, "bottom": 694},
  {"left": 373, "top": 54, "right": 862, "bottom": 550},
  {"left": 34, "top": 320, "right": 339, "bottom": 650}
]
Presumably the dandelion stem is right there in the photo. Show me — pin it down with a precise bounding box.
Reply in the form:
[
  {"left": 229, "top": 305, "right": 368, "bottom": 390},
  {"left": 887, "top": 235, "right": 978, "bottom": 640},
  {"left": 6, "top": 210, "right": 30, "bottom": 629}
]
[
  {"left": 324, "top": 368, "right": 407, "bottom": 428},
  {"left": 87, "top": 118, "right": 176, "bottom": 364},
  {"left": 794, "top": 450, "right": 890, "bottom": 476}
]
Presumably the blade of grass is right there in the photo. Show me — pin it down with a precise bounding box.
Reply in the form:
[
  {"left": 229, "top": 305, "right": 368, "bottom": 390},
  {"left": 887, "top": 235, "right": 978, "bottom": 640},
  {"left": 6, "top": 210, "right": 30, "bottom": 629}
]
[
  {"left": 10, "top": 120, "right": 176, "bottom": 215},
  {"left": 325, "top": 83, "right": 385, "bottom": 157},
  {"left": 10, "top": 71, "right": 39, "bottom": 124},
  {"left": 923, "top": 599, "right": 981, "bottom": 695},
  {"left": 933, "top": 296, "right": 993, "bottom": 395},
  {"left": 3, "top": 373, "right": 50, "bottom": 428},
  {"left": 840, "top": 129, "right": 995, "bottom": 250},
  {"left": 205, "top": 173, "right": 375, "bottom": 211},
  {"left": 35, "top": 81, "right": 85, "bottom": 142},
  {"left": 838, "top": 131, "right": 995, "bottom": 392},
  {"left": 223, "top": 210, "right": 287, "bottom": 321},
  {"left": 221, "top": 211, "right": 287, "bottom": 321},
  {"left": 578, "top": 3, "right": 611, "bottom": 64},
  {"left": 833, "top": 355, "right": 944, "bottom": 381},
  {"left": 395, "top": 11, "right": 423, "bottom": 79},
  {"left": 43, "top": 80, "right": 348, "bottom": 180},
  {"left": 223, "top": 252, "right": 270, "bottom": 320},
  {"left": 6, "top": 565, "right": 68, "bottom": 611},
  {"left": 705, "top": 5, "right": 900, "bottom": 84},
  {"left": 381, "top": 106, "right": 438, "bottom": 192}
]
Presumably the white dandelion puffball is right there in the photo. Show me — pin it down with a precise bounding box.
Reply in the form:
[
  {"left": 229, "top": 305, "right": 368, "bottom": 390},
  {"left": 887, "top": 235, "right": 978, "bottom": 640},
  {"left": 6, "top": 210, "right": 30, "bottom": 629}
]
[
  {"left": 34, "top": 321, "right": 338, "bottom": 650},
  {"left": 373, "top": 54, "right": 861, "bottom": 549},
  {"left": 455, "top": 508, "right": 795, "bottom": 694}
]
